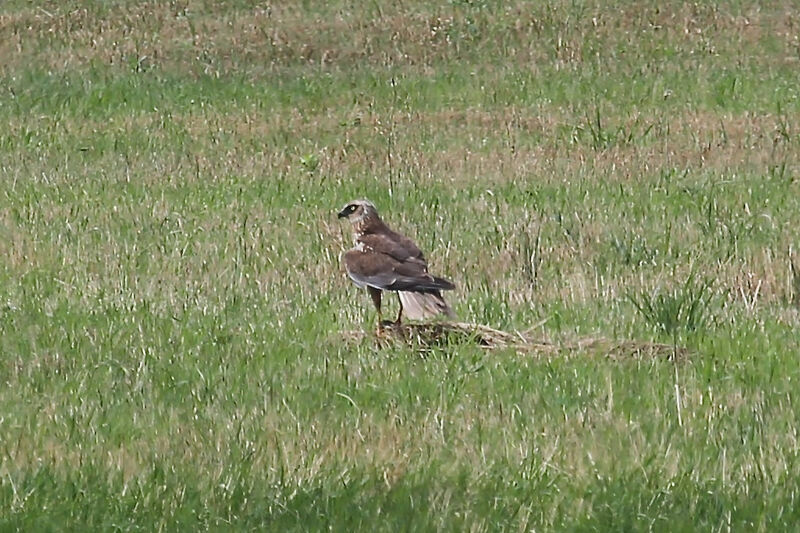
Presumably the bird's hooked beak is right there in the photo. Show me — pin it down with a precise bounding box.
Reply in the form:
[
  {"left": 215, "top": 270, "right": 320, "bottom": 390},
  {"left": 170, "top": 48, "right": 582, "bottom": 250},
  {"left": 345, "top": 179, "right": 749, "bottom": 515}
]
[{"left": 337, "top": 208, "right": 348, "bottom": 219}]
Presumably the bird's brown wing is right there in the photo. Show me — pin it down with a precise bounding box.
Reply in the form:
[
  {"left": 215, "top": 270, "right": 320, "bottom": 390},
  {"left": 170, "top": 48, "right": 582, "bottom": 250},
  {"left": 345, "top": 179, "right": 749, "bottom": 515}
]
[
  {"left": 344, "top": 249, "right": 453, "bottom": 292},
  {"left": 358, "top": 231, "right": 425, "bottom": 264}
]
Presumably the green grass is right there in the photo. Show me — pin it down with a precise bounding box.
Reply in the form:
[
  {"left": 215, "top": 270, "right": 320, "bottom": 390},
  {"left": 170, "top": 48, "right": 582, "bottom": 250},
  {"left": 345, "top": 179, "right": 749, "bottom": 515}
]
[{"left": 2, "top": 0, "right": 800, "bottom": 530}]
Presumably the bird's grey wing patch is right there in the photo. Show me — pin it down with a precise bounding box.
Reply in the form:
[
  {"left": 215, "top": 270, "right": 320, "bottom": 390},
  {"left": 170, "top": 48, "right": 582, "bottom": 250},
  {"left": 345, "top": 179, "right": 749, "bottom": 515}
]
[
  {"left": 347, "top": 269, "right": 442, "bottom": 292},
  {"left": 346, "top": 270, "right": 368, "bottom": 288}
]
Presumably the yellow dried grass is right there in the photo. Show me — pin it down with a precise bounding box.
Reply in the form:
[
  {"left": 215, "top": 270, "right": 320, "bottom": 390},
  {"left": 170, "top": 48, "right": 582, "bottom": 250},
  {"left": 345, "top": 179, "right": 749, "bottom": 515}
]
[{"left": 344, "top": 321, "right": 688, "bottom": 360}]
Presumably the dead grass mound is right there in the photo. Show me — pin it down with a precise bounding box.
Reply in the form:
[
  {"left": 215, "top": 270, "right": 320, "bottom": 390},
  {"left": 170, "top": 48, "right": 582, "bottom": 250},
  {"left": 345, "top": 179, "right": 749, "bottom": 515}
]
[{"left": 344, "top": 322, "right": 688, "bottom": 360}]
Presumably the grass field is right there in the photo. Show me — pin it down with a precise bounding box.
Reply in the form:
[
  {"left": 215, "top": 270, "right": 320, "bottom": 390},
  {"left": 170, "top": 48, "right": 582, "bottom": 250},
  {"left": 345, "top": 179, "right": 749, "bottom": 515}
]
[{"left": 2, "top": 1, "right": 800, "bottom": 530}]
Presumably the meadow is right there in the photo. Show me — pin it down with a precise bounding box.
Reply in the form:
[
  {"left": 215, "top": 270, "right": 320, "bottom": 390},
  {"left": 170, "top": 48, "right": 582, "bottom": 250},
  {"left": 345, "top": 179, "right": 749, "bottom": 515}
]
[{"left": 1, "top": 0, "right": 800, "bottom": 530}]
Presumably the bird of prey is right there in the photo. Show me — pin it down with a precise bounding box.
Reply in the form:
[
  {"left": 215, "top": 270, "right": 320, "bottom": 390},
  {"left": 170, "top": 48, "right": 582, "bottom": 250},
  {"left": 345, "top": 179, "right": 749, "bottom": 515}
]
[{"left": 337, "top": 199, "right": 455, "bottom": 329}]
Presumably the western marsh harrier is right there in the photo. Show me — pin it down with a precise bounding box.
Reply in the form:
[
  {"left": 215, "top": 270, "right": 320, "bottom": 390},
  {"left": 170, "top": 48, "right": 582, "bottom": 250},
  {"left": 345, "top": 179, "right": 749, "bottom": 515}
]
[{"left": 338, "top": 199, "right": 455, "bottom": 329}]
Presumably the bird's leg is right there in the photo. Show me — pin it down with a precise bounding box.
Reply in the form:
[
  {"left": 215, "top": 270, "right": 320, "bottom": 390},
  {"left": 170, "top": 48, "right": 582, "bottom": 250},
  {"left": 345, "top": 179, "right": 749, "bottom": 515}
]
[
  {"left": 368, "top": 287, "right": 383, "bottom": 332},
  {"left": 395, "top": 293, "right": 404, "bottom": 326}
]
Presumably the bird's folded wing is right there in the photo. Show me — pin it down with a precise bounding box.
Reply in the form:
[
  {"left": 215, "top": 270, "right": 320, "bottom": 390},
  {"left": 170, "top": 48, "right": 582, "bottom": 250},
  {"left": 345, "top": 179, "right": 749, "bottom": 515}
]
[
  {"left": 347, "top": 268, "right": 448, "bottom": 292},
  {"left": 345, "top": 250, "right": 449, "bottom": 292},
  {"left": 359, "top": 233, "right": 425, "bottom": 263}
]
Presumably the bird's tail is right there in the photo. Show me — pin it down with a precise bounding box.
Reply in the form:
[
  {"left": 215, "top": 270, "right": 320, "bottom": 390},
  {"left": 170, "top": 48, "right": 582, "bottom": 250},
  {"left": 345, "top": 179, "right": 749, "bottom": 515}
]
[{"left": 399, "top": 290, "right": 455, "bottom": 321}]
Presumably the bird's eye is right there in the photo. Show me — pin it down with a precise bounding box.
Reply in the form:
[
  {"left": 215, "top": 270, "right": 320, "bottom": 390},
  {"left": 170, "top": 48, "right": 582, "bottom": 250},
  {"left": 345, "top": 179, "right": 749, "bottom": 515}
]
[{"left": 347, "top": 205, "right": 356, "bottom": 213}]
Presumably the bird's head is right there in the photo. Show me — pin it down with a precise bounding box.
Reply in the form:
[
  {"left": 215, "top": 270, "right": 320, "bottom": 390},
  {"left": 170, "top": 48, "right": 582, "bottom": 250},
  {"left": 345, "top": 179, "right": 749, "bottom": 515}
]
[{"left": 337, "top": 199, "right": 378, "bottom": 226}]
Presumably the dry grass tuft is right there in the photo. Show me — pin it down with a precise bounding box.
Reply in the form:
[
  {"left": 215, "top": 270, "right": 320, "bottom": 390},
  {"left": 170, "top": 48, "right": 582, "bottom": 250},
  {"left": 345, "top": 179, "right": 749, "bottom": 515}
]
[{"left": 343, "top": 321, "right": 688, "bottom": 360}]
